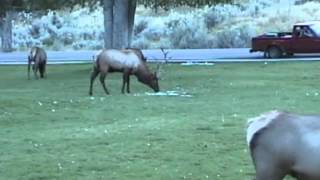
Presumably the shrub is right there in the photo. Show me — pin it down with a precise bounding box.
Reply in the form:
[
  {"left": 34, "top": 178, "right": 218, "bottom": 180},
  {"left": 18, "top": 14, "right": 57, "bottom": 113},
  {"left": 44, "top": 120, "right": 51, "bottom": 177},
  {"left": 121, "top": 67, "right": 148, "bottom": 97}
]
[
  {"left": 165, "top": 13, "right": 216, "bottom": 48},
  {"left": 134, "top": 19, "right": 148, "bottom": 36},
  {"left": 203, "top": 4, "right": 242, "bottom": 29},
  {"left": 214, "top": 23, "right": 256, "bottom": 48},
  {"left": 132, "top": 37, "right": 150, "bottom": 49}
]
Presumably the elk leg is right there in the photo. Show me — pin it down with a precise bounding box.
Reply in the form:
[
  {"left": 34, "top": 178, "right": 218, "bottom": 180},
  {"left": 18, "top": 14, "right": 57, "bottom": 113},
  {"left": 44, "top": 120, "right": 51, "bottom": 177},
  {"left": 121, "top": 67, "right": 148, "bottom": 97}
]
[
  {"left": 39, "top": 62, "right": 45, "bottom": 78},
  {"left": 126, "top": 69, "right": 132, "bottom": 93},
  {"left": 122, "top": 72, "right": 126, "bottom": 94},
  {"left": 33, "top": 63, "right": 39, "bottom": 79},
  {"left": 28, "top": 61, "right": 31, "bottom": 80},
  {"left": 99, "top": 72, "right": 110, "bottom": 95},
  {"left": 127, "top": 74, "right": 131, "bottom": 93},
  {"left": 122, "top": 69, "right": 131, "bottom": 94},
  {"left": 89, "top": 68, "right": 100, "bottom": 96},
  {"left": 42, "top": 61, "right": 47, "bottom": 78}
]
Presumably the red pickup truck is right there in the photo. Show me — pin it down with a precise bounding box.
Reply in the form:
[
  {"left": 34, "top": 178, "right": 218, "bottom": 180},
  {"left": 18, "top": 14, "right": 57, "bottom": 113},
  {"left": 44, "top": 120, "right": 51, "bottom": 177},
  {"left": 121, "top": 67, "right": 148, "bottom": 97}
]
[{"left": 250, "top": 21, "right": 320, "bottom": 58}]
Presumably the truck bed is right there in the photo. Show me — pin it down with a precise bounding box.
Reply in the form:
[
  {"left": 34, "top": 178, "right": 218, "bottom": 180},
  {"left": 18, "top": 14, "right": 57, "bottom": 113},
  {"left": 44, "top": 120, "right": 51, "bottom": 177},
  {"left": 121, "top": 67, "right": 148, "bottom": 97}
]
[{"left": 258, "top": 32, "right": 292, "bottom": 38}]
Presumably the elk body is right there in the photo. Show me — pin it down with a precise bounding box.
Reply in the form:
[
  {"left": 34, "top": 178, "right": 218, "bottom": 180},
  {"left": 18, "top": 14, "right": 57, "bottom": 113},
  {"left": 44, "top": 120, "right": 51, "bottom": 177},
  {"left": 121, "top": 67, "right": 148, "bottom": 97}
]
[
  {"left": 28, "top": 47, "right": 47, "bottom": 79},
  {"left": 89, "top": 49, "right": 160, "bottom": 95},
  {"left": 247, "top": 110, "right": 320, "bottom": 180}
]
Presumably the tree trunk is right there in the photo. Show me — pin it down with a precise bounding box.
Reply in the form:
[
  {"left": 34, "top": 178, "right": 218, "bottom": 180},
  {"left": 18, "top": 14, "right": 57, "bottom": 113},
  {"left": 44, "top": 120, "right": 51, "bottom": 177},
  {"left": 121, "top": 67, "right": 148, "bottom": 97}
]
[
  {"left": 128, "top": 0, "right": 137, "bottom": 47},
  {"left": 0, "top": 11, "right": 13, "bottom": 52},
  {"left": 103, "top": 0, "right": 136, "bottom": 49},
  {"left": 103, "top": 0, "right": 114, "bottom": 49},
  {"left": 0, "top": 19, "right": 3, "bottom": 42},
  {"left": 113, "top": 0, "right": 129, "bottom": 49}
]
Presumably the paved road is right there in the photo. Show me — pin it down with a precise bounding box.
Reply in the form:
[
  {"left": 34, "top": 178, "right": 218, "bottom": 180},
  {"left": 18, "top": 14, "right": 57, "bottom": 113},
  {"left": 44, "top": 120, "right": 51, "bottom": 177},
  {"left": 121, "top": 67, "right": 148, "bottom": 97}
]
[{"left": 1, "top": 48, "right": 320, "bottom": 64}]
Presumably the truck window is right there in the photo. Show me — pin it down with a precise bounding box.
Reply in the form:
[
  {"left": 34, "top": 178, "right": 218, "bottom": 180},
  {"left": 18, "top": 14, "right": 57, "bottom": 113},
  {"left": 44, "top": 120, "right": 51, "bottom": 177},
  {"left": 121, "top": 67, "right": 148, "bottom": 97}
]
[
  {"left": 294, "top": 26, "right": 315, "bottom": 38},
  {"left": 303, "top": 27, "right": 314, "bottom": 37},
  {"left": 294, "top": 26, "right": 303, "bottom": 37},
  {"left": 310, "top": 24, "right": 320, "bottom": 37}
]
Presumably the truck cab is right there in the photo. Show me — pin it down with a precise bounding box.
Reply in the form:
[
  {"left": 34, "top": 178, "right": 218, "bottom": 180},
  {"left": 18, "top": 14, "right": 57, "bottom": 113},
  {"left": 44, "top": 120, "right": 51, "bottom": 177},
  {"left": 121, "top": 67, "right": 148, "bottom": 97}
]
[{"left": 250, "top": 21, "right": 320, "bottom": 58}]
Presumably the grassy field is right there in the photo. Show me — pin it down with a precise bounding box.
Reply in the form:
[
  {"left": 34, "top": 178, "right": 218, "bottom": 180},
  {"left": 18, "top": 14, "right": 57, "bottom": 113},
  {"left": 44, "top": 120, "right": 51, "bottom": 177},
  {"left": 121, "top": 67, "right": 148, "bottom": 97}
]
[{"left": 1, "top": 61, "right": 320, "bottom": 180}]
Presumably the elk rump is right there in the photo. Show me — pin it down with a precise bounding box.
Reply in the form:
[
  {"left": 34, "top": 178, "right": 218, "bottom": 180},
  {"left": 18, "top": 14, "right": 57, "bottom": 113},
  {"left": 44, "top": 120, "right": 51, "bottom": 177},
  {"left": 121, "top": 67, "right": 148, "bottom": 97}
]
[{"left": 28, "top": 47, "right": 47, "bottom": 79}]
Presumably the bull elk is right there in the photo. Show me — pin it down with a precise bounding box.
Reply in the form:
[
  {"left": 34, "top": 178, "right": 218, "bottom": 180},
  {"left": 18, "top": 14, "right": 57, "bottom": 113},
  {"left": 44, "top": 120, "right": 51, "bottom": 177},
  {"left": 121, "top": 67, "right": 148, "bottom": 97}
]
[
  {"left": 28, "top": 47, "right": 47, "bottom": 79},
  {"left": 247, "top": 110, "right": 320, "bottom": 180},
  {"left": 89, "top": 49, "right": 160, "bottom": 95}
]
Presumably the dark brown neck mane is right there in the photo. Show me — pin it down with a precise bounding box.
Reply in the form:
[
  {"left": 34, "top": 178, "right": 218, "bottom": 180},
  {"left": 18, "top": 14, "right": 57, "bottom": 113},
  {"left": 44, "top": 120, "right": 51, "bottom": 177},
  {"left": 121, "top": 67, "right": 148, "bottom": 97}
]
[{"left": 135, "top": 65, "right": 153, "bottom": 84}]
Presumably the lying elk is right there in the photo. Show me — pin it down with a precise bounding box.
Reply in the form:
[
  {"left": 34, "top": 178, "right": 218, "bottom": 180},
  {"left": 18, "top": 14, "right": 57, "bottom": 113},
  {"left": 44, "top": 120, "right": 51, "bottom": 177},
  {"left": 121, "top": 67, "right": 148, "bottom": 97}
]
[
  {"left": 89, "top": 49, "right": 160, "bottom": 95},
  {"left": 247, "top": 110, "right": 320, "bottom": 180},
  {"left": 28, "top": 47, "right": 47, "bottom": 79}
]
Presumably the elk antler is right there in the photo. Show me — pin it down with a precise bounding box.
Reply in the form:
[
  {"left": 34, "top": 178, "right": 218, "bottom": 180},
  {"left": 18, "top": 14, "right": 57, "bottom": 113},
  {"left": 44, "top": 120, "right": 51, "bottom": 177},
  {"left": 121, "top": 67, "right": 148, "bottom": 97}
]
[
  {"left": 156, "top": 48, "right": 171, "bottom": 79},
  {"left": 160, "top": 47, "right": 170, "bottom": 63}
]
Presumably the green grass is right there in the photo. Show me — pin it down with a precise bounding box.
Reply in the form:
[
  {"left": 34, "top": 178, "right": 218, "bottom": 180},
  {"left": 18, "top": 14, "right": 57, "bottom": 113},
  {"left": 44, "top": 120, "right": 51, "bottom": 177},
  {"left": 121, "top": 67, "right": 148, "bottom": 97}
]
[{"left": 1, "top": 61, "right": 320, "bottom": 180}]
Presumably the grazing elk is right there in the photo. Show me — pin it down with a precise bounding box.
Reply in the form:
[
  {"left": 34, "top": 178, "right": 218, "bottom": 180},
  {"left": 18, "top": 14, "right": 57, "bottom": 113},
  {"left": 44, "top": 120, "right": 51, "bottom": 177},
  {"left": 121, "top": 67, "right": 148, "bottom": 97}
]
[
  {"left": 89, "top": 49, "right": 160, "bottom": 95},
  {"left": 247, "top": 110, "right": 320, "bottom": 180},
  {"left": 28, "top": 47, "right": 47, "bottom": 79}
]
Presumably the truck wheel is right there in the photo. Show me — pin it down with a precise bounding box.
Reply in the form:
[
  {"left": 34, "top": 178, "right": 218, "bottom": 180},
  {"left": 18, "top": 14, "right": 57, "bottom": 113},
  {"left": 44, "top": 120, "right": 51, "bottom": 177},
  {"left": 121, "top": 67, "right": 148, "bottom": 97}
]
[
  {"left": 267, "top": 47, "right": 282, "bottom": 59},
  {"left": 285, "top": 52, "right": 294, "bottom": 57}
]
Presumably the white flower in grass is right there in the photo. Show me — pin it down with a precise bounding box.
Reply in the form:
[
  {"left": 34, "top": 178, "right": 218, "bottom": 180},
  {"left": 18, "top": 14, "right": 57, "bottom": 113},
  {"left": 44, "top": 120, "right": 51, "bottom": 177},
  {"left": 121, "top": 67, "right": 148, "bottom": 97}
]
[
  {"left": 58, "top": 163, "right": 62, "bottom": 170},
  {"left": 51, "top": 109, "right": 56, "bottom": 112},
  {"left": 315, "top": 92, "right": 319, "bottom": 96},
  {"left": 90, "top": 97, "right": 95, "bottom": 100},
  {"left": 38, "top": 101, "right": 43, "bottom": 106},
  {"left": 53, "top": 101, "right": 58, "bottom": 104}
]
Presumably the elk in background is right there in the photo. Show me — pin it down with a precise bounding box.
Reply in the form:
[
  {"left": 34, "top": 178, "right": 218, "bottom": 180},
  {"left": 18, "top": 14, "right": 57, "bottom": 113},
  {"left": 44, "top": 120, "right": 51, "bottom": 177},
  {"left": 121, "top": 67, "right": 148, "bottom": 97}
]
[{"left": 28, "top": 47, "right": 47, "bottom": 79}]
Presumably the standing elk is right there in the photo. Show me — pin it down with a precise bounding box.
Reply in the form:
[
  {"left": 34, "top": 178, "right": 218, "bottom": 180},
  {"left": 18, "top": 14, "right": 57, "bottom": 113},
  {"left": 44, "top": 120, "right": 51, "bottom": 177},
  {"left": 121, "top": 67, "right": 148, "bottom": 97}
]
[
  {"left": 28, "top": 47, "right": 47, "bottom": 79},
  {"left": 247, "top": 110, "right": 320, "bottom": 180},
  {"left": 89, "top": 49, "right": 160, "bottom": 95}
]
